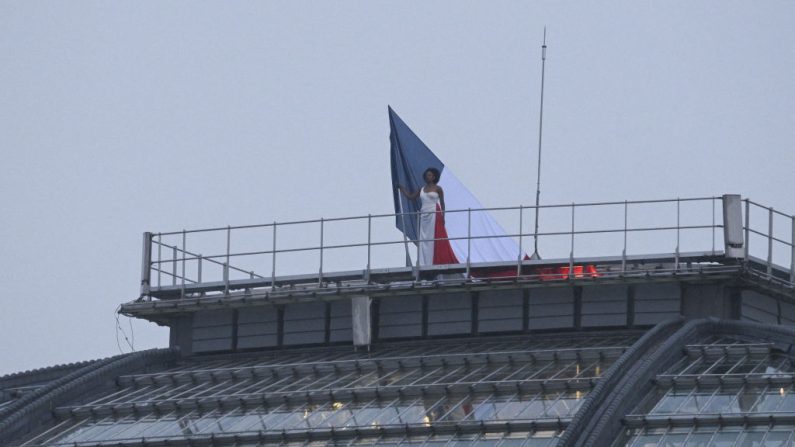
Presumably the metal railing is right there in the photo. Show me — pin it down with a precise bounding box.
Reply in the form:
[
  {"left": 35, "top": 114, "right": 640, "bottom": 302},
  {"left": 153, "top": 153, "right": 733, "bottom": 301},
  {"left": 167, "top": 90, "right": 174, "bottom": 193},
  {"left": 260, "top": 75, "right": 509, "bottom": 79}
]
[
  {"left": 136, "top": 195, "right": 795, "bottom": 299},
  {"left": 744, "top": 199, "right": 795, "bottom": 284}
]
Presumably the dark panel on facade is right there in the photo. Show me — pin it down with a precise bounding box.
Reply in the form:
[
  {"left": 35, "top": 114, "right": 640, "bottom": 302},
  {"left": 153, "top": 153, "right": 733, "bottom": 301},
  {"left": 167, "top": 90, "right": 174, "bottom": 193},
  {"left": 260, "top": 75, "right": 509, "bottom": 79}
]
[
  {"left": 581, "top": 285, "right": 628, "bottom": 327},
  {"left": 478, "top": 289, "right": 524, "bottom": 333},
  {"left": 169, "top": 315, "right": 193, "bottom": 354},
  {"left": 528, "top": 287, "right": 575, "bottom": 330},
  {"left": 330, "top": 299, "right": 353, "bottom": 343},
  {"left": 782, "top": 301, "right": 795, "bottom": 326},
  {"left": 283, "top": 302, "right": 327, "bottom": 345},
  {"left": 633, "top": 283, "right": 681, "bottom": 326},
  {"left": 741, "top": 290, "right": 779, "bottom": 325},
  {"left": 192, "top": 309, "right": 234, "bottom": 353},
  {"left": 682, "top": 284, "right": 734, "bottom": 320},
  {"left": 237, "top": 307, "right": 279, "bottom": 349},
  {"left": 378, "top": 295, "right": 423, "bottom": 339},
  {"left": 427, "top": 292, "right": 472, "bottom": 336}
]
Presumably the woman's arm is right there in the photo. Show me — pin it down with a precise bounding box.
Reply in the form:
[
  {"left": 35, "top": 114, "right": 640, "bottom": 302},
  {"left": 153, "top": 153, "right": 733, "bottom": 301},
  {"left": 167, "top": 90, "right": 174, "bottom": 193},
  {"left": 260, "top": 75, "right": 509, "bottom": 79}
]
[
  {"left": 438, "top": 187, "right": 446, "bottom": 224},
  {"left": 397, "top": 185, "right": 420, "bottom": 200}
]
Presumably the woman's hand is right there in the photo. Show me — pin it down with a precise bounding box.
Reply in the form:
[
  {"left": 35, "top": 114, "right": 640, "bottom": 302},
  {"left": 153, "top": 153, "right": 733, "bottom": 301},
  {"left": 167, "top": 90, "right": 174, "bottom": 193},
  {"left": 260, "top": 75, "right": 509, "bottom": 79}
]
[{"left": 397, "top": 185, "right": 419, "bottom": 199}]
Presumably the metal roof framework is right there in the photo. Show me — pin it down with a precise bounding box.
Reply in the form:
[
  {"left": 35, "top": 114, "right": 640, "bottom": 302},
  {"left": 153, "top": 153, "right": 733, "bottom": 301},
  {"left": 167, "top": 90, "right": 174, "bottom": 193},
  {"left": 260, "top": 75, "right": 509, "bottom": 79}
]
[{"left": 10, "top": 333, "right": 641, "bottom": 447}]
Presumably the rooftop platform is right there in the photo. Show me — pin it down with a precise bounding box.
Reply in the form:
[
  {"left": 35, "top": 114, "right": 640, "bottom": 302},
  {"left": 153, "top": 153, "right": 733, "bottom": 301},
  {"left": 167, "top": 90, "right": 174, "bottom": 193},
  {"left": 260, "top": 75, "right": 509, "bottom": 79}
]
[{"left": 120, "top": 195, "right": 795, "bottom": 356}]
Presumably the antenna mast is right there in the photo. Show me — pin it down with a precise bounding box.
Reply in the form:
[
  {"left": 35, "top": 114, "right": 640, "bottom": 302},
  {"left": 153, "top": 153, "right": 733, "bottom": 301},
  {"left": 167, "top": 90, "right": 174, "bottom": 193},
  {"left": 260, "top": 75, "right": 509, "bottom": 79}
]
[{"left": 531, "top": 27, "right": 547, "bottom": 260}]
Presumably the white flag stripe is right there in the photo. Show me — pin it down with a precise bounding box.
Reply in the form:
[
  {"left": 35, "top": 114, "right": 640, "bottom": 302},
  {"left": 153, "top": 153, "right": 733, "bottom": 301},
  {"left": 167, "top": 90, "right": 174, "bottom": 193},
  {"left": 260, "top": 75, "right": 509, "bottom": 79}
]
[{"left": 439, "top": 168, "right": 523, "bottom": 263}]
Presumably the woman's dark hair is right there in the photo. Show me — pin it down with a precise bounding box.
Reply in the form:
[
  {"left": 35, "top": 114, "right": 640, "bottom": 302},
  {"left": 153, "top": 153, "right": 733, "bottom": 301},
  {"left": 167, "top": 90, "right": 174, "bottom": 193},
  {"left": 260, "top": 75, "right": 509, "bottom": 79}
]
[{"left": 423, "top": 167, "right": 441, "bottom": 183}]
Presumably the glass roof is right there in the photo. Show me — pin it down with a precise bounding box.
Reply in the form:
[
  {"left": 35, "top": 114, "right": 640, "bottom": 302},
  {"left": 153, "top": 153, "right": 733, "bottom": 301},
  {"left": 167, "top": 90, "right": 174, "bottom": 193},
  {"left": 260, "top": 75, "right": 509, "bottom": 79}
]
[
  {"left": 621, "top": 426, "right": 795, "bottom": 447},
  {"left": 14, "top": 331, "right": 640, "bottom": 446},
  {"left": 616, "top": 335, "right": 795, "bottom": 447}
]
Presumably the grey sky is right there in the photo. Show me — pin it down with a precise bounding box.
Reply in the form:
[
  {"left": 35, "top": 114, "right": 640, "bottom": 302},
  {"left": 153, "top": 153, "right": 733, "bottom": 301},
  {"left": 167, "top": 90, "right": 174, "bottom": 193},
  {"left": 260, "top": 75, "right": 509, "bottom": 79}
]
[{"left": 1, "top": 1, "right": 794, "bottom": 375}]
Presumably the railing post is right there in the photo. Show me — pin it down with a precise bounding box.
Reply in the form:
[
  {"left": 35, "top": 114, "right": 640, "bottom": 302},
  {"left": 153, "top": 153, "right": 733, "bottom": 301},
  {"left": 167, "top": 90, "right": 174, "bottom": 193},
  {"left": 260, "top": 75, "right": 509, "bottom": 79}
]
[
  {"left": 744, "top": 199, "right": 751, "bottom": 259},
  {"left": 271, "top": 222, "right": 277, "bottom": 290},
  {"left": 569, "top": 203, "right": 575, "bottom": 278},
  {"left": 223, "top": 263, "right": 229, "bottom": 295},
  {"left": 674, "top": 198, "right": 680, "bottom": 271},
  {"left": 366, "top": 214, "right": 372, "bottom": 283},
  {"left": 172, "top": 246, "right": 178, "bottom": 286},
  {"left": 712, "top": 197, "right": 716, "bottom": 254},
  {"left": 466, "top": 208, "right": 471, "bottom": 278},
  {"left": 415, "top": 211, "right": 421, "bottom": 282},
  {"left": 319, "top": 218, "right": 324, "bottom": 286},
  {"left": 140, "top": 232, "right": 152, "bottom": 299},
  {"left": 517, "top": 206, "right": 524, "bottom": 276},
  {"left": 181, "top": 229, "right": 186, "bottom": 299},
  {"left": 156, "top": 233, "right": 162, "bottom": 288},
  {"left": 226, "top": 226, "right": 231, "bottom": 270},
  {"left": 768, "top": 207, "right": 774, "bottom": 276},
  {"left": 790, "top": 215, "right": 794, "bottom": 285},
  {"left": 197, "top": 254, "right": 203, "bottom": 284},
  {"left": 621, "top": 201, "right": 627, "bottom": 274}
]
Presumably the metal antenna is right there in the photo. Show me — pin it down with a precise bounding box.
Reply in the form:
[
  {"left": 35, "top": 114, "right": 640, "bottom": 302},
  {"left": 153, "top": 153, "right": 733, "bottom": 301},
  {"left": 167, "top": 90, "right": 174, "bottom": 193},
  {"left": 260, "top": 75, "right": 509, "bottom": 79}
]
[{"left": 531, "top": 27, "right": 547, "bottom": 260}]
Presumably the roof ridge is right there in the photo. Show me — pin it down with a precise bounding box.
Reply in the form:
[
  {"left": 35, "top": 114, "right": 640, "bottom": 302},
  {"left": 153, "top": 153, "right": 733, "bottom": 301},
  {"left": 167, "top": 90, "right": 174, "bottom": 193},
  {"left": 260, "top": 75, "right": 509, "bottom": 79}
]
[
  {"left": 0, "top": 348, "right": 177, "bottom": 446},
  {"left": 0, "top": 356, "right": 117, "bottom": 388}
]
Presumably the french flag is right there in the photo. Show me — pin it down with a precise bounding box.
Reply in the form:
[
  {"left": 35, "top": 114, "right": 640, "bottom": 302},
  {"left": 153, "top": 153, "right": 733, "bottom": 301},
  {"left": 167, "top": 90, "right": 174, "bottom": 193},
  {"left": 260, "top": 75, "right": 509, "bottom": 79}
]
[{"left": 389, "top": 107, "right": 522, "bottom": 266}]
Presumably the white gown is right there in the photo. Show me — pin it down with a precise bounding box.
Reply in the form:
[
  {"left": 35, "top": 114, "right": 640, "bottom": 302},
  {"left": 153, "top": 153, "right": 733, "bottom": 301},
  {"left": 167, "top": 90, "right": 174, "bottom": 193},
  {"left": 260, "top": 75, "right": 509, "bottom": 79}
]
[{"left": 418, "top": 189, "right": 440, "bottom": 266}]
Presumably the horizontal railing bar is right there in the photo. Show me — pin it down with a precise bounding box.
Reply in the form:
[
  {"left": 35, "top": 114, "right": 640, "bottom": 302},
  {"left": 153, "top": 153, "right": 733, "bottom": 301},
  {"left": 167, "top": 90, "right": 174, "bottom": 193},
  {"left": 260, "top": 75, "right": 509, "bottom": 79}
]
[
  {"left": 746, "top": 199, "right": 794, "bottom": 219},
  {"left": 510, "top": 224, "right": 720, "bottom": 238},
  {"left": 150, "top": 247, "right": 262, "bottom": 280},
  {"left": 156, "top": 223, "right": 275, "bottom": 236},
  {"left": 746, "top": 255, "right": 795, "bottom": 272},
  {"left": 500, "top": 196, "right": 717, "bottom": 209},
  {"left": 150, "top": 267, "right": 197, "bottom": 284},
  {"left": 148, "top": 241, "right": 262, "bottom": 277},
  {"left": 153, "top": 197, "right": 721, "bottom": 236},
  {"left": 414, "top": 224, "right": 720, "bottom": 245},
  {"left": 745, "top": 227, "right": 794, "bottom": 248},
  {"left": 150, "top": 224, "right": 724, "bottom": 265}
]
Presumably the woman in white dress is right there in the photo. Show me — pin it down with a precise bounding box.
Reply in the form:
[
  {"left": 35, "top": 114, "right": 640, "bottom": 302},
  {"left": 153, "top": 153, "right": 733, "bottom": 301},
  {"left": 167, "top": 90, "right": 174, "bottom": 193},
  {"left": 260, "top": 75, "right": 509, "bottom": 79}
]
[{"left": 397, "top": 168, "right": 458, "bottom": 266}]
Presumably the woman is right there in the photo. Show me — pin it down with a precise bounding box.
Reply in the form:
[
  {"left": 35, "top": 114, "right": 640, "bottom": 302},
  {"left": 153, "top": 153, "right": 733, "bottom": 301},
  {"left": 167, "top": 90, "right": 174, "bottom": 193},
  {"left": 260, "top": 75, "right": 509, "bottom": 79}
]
[{"left": 398, "top": 167, "right": 458, "bottom": 266}]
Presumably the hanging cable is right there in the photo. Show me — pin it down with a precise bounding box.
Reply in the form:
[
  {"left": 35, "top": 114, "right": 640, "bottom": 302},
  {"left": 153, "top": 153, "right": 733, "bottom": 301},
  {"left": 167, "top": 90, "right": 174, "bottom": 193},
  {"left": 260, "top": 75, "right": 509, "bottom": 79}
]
[{"left": 114, "top": 304, "right": 135, "bottom": 354}]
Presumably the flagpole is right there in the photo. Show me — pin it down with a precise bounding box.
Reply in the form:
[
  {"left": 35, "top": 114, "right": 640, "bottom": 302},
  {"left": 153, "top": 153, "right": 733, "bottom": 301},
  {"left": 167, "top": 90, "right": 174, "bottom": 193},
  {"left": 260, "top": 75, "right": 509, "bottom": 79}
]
[
  {"left": 389, "top": 110, "right": 415, "bottom": 267},
  {"left": 396, "top": 188, "right": 413, "bottom": 267},
  {"left": 531, "top": 27, "right": 547, "bottom": 260}
]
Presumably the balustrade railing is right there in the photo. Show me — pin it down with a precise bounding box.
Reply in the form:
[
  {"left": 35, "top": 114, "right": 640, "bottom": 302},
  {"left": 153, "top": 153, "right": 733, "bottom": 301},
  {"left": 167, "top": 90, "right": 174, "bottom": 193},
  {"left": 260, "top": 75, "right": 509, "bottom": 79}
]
[
  {"left": 744, "top": 200, "right": 795, "bottom": 284},
  {"left": 137, "top": 195, "right": 794, "bottom": 299}
]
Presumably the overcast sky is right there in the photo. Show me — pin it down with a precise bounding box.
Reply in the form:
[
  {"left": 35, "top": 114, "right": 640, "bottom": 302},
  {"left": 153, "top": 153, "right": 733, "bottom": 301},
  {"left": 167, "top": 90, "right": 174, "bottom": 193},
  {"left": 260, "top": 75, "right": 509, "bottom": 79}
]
[{"left": 1, "top": 1, "right": 794, "bottom": 375}]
